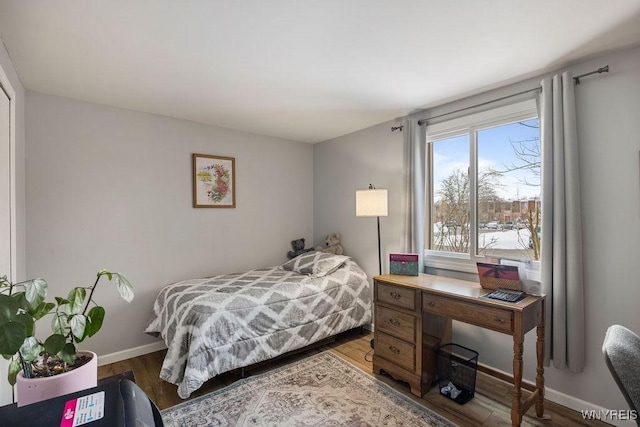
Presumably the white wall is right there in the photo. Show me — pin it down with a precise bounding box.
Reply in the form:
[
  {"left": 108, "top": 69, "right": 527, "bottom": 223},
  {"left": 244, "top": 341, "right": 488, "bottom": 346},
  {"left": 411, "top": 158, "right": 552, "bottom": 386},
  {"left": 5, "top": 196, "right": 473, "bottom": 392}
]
[
  {"left": 0, "top": 38, "right": 26, "bottom": 282},
  {"left": 0, "top": 36, "right": 26, "bottom": 406},
  {"left": 313, "top": 121, "right": 405, "bottom": 274},
  {"left": 25, "top": 92, "right": 314, "bottom": 357},
  {"left": 314, "top": 45, "right": 640, "bottom": 416}
]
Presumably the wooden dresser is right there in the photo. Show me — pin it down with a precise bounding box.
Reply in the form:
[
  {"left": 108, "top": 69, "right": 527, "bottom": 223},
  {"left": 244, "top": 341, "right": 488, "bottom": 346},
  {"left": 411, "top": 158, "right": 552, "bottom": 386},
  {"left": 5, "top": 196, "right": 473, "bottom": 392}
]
[
  {"left": 372, "top": 278, "right": 451, "bottom": 396},
  {"left": 372, "top": 273, "right": 545, "bottom": 427}
]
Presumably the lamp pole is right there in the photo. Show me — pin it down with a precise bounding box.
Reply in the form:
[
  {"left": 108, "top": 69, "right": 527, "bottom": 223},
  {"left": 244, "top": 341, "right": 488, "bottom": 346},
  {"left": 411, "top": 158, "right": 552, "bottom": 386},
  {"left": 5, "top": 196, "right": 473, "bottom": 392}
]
[
  {"left": 377, "top": 215, "right": 382, "bottom": 276},
  {"left": 355, "top": 184, "right": 387, "bottom": 277}
]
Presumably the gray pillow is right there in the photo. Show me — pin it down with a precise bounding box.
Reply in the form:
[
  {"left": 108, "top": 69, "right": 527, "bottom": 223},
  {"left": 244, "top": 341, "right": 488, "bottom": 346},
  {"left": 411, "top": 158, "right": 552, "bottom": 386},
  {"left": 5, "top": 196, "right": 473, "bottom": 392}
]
[{"left": 280, "top": 252, "right": 349, "bottom": 277}]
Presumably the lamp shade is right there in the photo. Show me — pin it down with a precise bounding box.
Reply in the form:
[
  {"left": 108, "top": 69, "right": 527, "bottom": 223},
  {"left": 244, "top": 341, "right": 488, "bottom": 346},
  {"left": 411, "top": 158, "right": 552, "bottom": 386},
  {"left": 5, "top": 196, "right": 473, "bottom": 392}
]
[{"left": 356, "top": 188, "right": 388, "bottom": 217}]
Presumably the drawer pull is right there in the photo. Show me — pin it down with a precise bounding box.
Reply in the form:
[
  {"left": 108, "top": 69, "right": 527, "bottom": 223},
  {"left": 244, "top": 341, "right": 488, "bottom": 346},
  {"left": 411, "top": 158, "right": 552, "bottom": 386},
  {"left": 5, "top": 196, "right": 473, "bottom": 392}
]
[
  {"left": 426, "top": 300, "right": 436, "bottom": 307},
  {"left": 389, "top": 291, "right": 401, "bottom": 300},
  {"left": 389, "top": 318, "right": 401, "bottom": 327},
  {"left": 389, "top": 346, "right": 401, "bottom": 355},
  {"left": 494, "top": 317, "right": 506, "bottom": 324}
]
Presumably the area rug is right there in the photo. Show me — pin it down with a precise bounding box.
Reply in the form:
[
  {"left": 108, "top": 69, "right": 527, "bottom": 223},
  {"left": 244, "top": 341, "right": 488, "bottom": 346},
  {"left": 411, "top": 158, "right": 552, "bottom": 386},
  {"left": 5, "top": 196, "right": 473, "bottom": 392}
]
[{"left": 161, "top": 351, "right": 456, "bottom": 426}]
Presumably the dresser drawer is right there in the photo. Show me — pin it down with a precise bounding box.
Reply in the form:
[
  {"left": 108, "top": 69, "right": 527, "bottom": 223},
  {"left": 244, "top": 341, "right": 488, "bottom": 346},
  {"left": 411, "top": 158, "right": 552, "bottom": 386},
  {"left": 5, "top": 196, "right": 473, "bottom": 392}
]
[
  {"left": 376, "top": 305, "right": 417, "bottom": 343},
  {"left": 422, "top": 294, "right": 513, "bottom": 333},
  {"left": 376, "top": 332, "right": 416, "bottom": 372},
  {"left": 376, "top": 282, "right": 416, "bottom": 310}
]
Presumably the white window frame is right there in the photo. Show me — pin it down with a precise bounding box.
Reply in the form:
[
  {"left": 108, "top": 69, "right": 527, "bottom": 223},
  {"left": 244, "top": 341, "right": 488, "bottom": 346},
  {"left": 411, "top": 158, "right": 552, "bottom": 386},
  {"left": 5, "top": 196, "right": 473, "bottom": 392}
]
[{"left": 424, "top": 99, "right": 539, "bottom": 273}]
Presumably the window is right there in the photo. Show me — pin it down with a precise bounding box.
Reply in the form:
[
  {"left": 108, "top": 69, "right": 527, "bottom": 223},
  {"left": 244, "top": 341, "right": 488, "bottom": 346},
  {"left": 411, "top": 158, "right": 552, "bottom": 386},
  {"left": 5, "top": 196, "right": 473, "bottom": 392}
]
[{"left": 425, "top": 100, "right": 540, "bottom": 272}]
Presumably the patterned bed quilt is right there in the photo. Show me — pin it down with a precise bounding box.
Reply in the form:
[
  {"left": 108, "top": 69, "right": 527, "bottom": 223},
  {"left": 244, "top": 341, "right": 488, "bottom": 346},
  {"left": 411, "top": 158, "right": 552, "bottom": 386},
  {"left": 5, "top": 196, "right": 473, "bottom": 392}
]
[{"left": 145, "top": 252, "right": 372, "bottom": 398}]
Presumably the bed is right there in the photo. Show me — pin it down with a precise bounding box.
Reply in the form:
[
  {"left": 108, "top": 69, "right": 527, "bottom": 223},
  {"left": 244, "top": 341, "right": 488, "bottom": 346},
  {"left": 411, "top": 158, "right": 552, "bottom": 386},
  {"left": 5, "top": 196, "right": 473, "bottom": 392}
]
[{"left": 145, "top": 251, "right": 372, "bottom": 398}]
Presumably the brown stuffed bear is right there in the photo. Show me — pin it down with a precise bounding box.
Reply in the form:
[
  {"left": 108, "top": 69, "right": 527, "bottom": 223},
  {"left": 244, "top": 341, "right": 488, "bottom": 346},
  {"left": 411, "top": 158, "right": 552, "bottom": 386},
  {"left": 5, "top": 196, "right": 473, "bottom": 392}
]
[{"left": 315, "top": 233, "right": 343, "bottom": 255}]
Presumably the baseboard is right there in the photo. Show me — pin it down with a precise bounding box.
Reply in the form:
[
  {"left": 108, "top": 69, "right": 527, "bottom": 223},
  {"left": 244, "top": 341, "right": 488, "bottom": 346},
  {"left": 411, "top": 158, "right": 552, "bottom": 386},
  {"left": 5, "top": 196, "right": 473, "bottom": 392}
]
[
  {"left": 96, "top": 341, "right": 167, "bottom": 367},
  {"left": 478, "top": 362, "right": 631, "bottom": 427},
  {"left": 542, "top": 387, "right": 633, "bottom": 427},
  {"left": 96, "top": 325, "right": 374, "bottom": 368}
]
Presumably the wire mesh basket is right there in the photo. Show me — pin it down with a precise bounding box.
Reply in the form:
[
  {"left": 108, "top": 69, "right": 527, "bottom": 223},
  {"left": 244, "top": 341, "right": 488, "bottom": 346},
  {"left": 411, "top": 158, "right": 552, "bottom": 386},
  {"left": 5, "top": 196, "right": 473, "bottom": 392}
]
[{"left": 436, "top": 343, "right": 479, "bottom": 405}]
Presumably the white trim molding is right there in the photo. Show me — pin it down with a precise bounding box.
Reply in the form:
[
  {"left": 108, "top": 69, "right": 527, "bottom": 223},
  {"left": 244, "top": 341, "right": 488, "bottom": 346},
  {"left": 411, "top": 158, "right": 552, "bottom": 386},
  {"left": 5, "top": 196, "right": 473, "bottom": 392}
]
[{"left": 96, "top": 341, "right": 167, "bottom": 367}]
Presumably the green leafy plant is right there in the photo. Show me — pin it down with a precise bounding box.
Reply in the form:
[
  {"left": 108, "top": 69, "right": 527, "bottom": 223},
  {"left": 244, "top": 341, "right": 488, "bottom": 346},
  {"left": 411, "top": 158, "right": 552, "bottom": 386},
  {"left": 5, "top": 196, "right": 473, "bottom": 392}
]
[{"left": 0, "top": 269, "right": 134, "bottom": 385}]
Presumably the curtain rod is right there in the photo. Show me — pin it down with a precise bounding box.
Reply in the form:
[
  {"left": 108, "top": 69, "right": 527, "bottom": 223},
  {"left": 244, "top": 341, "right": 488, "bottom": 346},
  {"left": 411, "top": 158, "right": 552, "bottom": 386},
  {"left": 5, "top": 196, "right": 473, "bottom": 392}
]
[
  {"left": 574, "top": 65, "right": 609, "bottom": 85},
  {"left": 416, "top": 86, "right": 541, "bottom": 126},
  {"left": 397, "top": 64, "right": 610, "bottom": 128}
]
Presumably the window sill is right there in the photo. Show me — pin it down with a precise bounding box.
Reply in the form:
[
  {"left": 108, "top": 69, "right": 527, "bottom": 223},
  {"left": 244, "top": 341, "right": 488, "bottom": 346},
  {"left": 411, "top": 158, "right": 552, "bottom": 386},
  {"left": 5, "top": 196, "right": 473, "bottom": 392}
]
[{"left": 424, "top": 256, "right": 479, "bottom": 274}]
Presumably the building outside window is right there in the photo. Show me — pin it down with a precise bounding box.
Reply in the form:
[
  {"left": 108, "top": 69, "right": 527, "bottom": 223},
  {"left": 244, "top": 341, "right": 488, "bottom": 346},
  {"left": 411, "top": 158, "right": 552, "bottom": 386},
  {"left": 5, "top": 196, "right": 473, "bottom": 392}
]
[{"left": 425, "top": 100, "right": 541, "bottom": 273}]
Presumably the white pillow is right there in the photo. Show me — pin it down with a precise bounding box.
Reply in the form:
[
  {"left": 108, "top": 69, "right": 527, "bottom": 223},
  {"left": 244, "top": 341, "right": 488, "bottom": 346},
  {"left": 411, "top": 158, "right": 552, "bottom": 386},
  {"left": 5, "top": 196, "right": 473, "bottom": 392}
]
[{"left": 280, "top": 252, "right": 349, "bottom": 277}]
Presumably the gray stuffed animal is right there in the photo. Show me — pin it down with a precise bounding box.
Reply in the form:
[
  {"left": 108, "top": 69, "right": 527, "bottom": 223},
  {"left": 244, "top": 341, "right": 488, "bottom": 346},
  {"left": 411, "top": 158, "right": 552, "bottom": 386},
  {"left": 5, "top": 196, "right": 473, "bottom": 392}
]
[{"left": 287, "top": 238, "right": 314, "bottom": 259}]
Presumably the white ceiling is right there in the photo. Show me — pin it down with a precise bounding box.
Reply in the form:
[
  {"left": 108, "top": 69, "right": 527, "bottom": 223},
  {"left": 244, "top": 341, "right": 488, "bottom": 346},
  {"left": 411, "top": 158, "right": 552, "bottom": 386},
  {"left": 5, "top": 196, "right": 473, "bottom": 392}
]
[{"left": 1, "top": 1, "right": 639, "bottom": 143}]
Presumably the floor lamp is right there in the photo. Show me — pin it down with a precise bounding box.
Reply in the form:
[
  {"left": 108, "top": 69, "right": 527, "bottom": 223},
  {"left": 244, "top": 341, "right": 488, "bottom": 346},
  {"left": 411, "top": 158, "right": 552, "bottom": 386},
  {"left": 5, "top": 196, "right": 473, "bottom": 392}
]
[{"left": 356, "top": 184, "right": 388, "bottom": 276}]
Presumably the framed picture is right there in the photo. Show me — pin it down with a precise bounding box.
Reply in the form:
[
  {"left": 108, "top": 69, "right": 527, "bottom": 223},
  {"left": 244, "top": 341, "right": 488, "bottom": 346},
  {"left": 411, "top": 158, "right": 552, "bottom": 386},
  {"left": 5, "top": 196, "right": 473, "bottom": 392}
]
[{"left": 192, "top": 153, "right": 236, "bottom": 208}]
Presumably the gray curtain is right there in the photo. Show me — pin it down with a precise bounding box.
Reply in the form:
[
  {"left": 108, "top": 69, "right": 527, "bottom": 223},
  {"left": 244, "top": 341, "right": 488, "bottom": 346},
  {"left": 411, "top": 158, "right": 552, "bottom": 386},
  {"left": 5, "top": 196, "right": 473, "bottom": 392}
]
[
  {"left": 538, "top": 72, "right": 585, "bottom": 372},
  {"left": 400, "top": 119, "right": 426, "bottom": 265}
]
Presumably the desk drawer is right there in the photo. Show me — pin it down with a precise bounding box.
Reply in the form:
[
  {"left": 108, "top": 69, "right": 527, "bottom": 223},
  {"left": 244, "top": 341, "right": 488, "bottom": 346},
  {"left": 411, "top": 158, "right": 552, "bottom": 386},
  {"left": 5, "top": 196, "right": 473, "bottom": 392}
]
[
  {"left": 376, "top": 332, "right": 416, "bottom": 372},
  {"left": 423, "top": 294, "right": 513, "bottom": 333},
  {"left": 376, "top": 305, "right": 416, "bottom": 343},
  {"left": 376, "top": 282, "right": 416, "bottom": 310}
]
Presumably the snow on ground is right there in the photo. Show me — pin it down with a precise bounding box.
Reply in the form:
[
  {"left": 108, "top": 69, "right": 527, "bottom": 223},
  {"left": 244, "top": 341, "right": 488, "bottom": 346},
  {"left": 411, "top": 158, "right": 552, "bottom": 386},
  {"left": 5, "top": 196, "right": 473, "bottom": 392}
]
[
  {"left": 433, "top": 225, "right": 535, "bottom": 250},
  {"left": 479, "top": 228, "right": 532, "bottom": 250}
]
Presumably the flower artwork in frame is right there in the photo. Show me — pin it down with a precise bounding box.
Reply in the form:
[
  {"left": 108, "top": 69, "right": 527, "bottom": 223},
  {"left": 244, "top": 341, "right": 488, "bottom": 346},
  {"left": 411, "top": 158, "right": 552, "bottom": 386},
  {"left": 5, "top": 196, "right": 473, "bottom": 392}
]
[{"left": 192, "top": 153, "right": 236, "bottom": 208}]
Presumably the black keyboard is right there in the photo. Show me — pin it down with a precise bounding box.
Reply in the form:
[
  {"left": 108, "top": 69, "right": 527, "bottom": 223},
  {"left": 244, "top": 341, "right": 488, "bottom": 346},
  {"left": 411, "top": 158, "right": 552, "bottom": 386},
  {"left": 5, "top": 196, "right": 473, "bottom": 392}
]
[{"left": 484, "top": 288, "right": 526, "bottom": 303}]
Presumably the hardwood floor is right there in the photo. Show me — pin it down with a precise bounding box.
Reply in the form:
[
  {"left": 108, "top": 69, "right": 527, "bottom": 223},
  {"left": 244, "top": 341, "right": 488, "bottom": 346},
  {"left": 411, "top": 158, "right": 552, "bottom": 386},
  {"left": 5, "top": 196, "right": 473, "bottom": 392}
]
[{"left": 98, "top": 330, "right": 608, "bottom": 426}]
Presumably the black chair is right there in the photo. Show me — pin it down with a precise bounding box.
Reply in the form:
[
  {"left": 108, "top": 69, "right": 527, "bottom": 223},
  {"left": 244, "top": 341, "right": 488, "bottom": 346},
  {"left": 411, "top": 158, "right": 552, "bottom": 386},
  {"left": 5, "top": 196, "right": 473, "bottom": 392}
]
[{"left": 602, "top": 324, "right": 640, "bottom": 425}]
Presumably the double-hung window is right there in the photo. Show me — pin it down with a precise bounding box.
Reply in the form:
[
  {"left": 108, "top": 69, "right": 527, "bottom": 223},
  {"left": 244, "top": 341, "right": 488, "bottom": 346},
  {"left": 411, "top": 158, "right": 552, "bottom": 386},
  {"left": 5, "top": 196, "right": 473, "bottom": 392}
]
[{"left": 425, "top": 99, "right": 540, "bottom": 273}]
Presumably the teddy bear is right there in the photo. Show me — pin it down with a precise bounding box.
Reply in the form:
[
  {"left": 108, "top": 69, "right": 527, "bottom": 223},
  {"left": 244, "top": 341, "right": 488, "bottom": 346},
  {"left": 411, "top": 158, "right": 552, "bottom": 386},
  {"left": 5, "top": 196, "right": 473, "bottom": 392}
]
[
  {"left": 287, "top": 238, "right": 314, "bottom": 259},
  {"left": 315, "top": 233, "right": 344, "bottom": 255}
]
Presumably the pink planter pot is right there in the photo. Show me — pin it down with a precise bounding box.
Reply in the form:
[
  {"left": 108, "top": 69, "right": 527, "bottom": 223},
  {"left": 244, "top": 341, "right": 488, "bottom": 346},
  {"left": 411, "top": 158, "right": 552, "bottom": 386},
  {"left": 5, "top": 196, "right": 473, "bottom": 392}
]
[{"left": 16, "top": 351, "right": 98, "bottom": 407}]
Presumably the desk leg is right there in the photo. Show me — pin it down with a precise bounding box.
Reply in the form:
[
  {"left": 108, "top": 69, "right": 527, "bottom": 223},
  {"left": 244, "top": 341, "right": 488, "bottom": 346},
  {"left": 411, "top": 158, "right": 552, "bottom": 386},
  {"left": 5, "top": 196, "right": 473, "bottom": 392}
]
[
  {"left": 535, "top": 320, "right": 545, "bottom": 417},
  {"left": 512, "top": 337, "right": 524, "bottom": 426}
]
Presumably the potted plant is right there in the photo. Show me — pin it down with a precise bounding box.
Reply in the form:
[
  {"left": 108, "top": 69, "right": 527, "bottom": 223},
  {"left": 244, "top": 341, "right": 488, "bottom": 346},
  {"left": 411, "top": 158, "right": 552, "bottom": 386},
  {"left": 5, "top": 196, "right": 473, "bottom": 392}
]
[{"left": 0, "top": 269, "right": 134, "bottom": 406}]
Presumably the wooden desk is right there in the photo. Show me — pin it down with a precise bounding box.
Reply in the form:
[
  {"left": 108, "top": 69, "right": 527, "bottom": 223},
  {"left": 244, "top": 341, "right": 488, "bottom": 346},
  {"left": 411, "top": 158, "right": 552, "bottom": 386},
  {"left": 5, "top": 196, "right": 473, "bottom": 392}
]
[{"left": 372, "top": 274, "right": 545, "bottom": 427}]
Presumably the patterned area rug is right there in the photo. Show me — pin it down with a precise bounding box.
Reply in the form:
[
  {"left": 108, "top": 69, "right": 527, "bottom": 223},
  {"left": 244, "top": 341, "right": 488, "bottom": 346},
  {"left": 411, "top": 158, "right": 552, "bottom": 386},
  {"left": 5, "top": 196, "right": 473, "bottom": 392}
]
[{"left": 161, "top": 352, "right": 456, "bottom": 426}]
